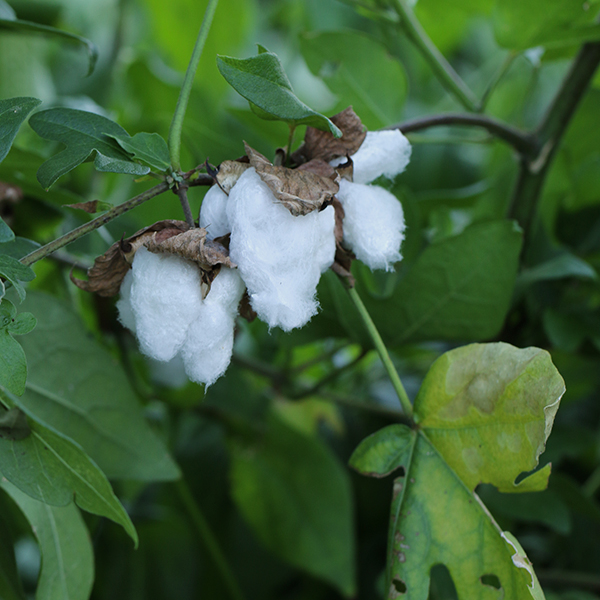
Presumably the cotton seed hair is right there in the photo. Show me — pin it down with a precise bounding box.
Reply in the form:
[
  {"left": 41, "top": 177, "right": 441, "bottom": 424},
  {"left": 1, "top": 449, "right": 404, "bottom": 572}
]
[{"left": 119, "top": 127, "right": 411, "bottom": 388}]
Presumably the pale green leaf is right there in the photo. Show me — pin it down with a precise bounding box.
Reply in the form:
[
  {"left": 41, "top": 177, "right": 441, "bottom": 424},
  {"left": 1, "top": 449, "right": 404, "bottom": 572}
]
[
  {"left": 0, "top": 388, "right": 138, "bottom": 545},
  {"left": 28, "top": 109, "right": 150, "bottom": 189},
  {"left": 18, "top": 292, "right": 179, "bottom": 482},
  {"left": 518, "top": 253, "right": 597, "bottom": 286},
  {"left": 229, "top": 412, "right": 355, "bottom": 596},
  {"left": 0, "top": 97, "right": 41, "bottom": 164},
  {"left": 414, "top": 342, "right": 565, "bottom": 492},
  {"left": 1, "top": 480, "right": 94, "bottom": 600},
  {"left": 217, "top": 51, "right": 342, "bottom": 136}
]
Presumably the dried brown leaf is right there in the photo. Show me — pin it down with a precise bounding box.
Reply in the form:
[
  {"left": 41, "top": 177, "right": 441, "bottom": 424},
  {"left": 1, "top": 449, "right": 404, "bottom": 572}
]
[
  {"left": 302, "top": 107, "right": 366, "bottom": 163},
  {"left": 215, "top": 160, "right": 251, "bottom": 194},
  {"left": 71, "top": 220, "right": 190, "bottom": 297},
  {"left": 145, "top": 228, "right": 234, "bottom": 270},
  {"left": 297, "top": 159, "right": 338, "bottom": 181},
  {"left": 66, "top": 200, "right": 106, "bottom": 214},
  {"left": 245, "top": 142, "right": 339, "bottom": 216}
]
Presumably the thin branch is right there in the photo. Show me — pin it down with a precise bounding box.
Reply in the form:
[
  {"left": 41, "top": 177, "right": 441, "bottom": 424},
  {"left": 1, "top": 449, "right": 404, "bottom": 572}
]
[
  {"left": 174, "top": 183, "right": 195, "bottom": 227},
  {"left": 509, "top": 42, "right": 600, "bottom": 235},
  {"left": 168, "top": 0, "right": 220, "bottom": 171},
  {"left": 20, "top": 181, "right": 169, "bottom": 267},
  {"left": 387, "top": 113, "right": 538, "bottom": 157},
  {"left": 479, "top": 51, "right": 518, "bottom": 111},
  {"left": 175, "top": 478, "right": 246, "bottom": 600},
  {"left": 389, "top": 0, "right": 479, "bottom": 112}
]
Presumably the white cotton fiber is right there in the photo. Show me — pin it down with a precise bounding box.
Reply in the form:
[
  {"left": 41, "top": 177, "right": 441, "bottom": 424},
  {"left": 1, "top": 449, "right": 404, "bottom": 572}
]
[
  {"left": 337, "top": 179, "right": 405, "bottom": 271},
  {"left": 347, "top": 130, "right": 411, "bottom": 185},
  {"left": 127, "top": 247, "right": 204, "bottom": 362},
  {"left": 117, "top": 270, "right": 137, "bottom": 333},
  {"left": 199, "top": 184, "right": 231, "bottom": 239},
  {"left": 227, "top": 168, "right": 336, "bottom": 331},
  {"left": 180, "top": 267, "right": 245, "bottom": 387}
]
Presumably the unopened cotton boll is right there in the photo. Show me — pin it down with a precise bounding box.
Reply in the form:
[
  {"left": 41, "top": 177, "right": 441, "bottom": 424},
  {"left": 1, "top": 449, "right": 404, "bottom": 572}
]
[
  {"left": 343, "top": 130, "right": 411, "bottom": 185},
  {"left": 180, "top": 267, "right": 245, "bottom": 387},
  {"left": 199, "top": 184, "right": 231, "bottom": 239},
  {"left": 337, "top": 178, "right": 405, "bottom": 271},
  {"left": 126, "top": 246, "right": 204, "bottom": 362},
  {"left": 227, "top": 168, "right": 336, "bottom": 331}
]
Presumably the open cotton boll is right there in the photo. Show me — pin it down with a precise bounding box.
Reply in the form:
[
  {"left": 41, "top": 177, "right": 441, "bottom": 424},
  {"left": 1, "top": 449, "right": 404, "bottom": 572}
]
[
  {"left": 199, "top": 184, "right": 231, "bottom": 239},
  {"left": 227, "top": 168, "right": 336, "bottom": 331},
  {"left": 337, "top": 179, "right": 405, "bottom": 271},
  {"left": 128, "top": 246, "right": 204, "bottom": 362},
  {"left": 116, "top": 270, "right": 137, "bottom": 333},
  {"left": 343, "top": 130, "right": 411, "bottom": 185},
  {"left": 180, "top": 267, "right": 245, "bottom": 387}
]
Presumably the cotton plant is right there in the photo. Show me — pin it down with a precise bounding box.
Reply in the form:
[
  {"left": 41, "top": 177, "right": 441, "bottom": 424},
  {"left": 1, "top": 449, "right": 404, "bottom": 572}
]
[{"left": 74, "top": 108, "right": 411, "bottom": 388}]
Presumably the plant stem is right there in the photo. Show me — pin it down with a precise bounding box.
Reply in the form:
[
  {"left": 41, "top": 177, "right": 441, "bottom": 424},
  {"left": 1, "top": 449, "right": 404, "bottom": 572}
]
[
  {"left": 509, "top": 42, "right": 600, "bottom": 235},
  {"left": 479, "top": 51, "right": 517, "bottom": 111},
  {"left": 174, "top": 183, "right": 195, "bottom": 227},
  {"left": 285, "top": 124, "right": 296, "bottom": 166},
  {"left": 168, "top": 0, "right": 219, "bottom": 171},
  {"left": 20, "top": 181, "right": 170, "bottom": 267},
  {"left": 390, "top": 0, "right": 479, "bottom": 112},
  {"left": 388, "top": 113, "right": 537, "bottom": 156},
  {"left": 346, "top": 286, "right": 412, "bottom": 416},
  {"left": 175, "top": 478, "right": 245, "bottom": 600}
]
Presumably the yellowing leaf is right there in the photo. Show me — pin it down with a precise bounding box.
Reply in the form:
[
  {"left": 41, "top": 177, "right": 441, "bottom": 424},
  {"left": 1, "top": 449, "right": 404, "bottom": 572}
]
[{"left": 414, "top": 342, "right": 565, "bottom": 492}]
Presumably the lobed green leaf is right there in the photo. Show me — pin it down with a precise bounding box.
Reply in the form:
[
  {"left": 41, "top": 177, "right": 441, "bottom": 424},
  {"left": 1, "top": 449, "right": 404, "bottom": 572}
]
[
  {"left": 108, "top": 132, "right": 171, "bottom": 172},
  {"left": 217, "top": 51, "right": 342, "bottom": 137},
  {"left": 28, "top": 108, "right": 150, "bottom": 189},
  {"left": 0, "top": 97, "right": 41, "bottom": 164},
  {"left": 1, "top": 480, "right": 94, "bottom": 600},
  {"left": 0, "top": 255, "right": 35, "bottom": 302}
]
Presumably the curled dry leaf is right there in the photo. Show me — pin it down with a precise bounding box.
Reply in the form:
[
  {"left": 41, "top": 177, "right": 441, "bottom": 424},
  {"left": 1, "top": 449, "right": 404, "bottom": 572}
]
[
  {"left": 71, "top": 220, "right": 190, "bottom": 297},
  {"left": 298, "top": 107, "right": 366, "bottom": 164},
  {"left": 145, "top": 228, "right": 234, "bottom": 271},
  {"left": 297, "top": 159, "right": 338, "bottom": 180},
  {"left": 214, "top": 160, "right": 251, "bottom": 194},
  {"left": 244, "top": 142, "right": 339, "bottom": 216}
]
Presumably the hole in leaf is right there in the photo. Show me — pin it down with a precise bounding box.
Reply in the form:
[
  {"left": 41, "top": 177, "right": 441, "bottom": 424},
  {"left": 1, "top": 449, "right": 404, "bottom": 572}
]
[
  {"left": 392, "top": 578, "right": 407, "bottom": 594},
  {"left": 428, "top": 564, "right": 458, "bottom": 600},
  {"left": 481, "top": 574, "right": 502, "bottom": 590}
]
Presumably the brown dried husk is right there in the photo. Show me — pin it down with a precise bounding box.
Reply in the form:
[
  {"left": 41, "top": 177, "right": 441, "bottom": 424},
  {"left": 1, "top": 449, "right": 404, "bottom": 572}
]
[{"left": 244, "top": 142, "right": 339, "bottom": 216}]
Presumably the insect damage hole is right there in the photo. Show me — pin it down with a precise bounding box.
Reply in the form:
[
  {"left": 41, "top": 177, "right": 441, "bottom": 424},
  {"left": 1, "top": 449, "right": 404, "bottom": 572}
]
[
  {"left": 480, "top": 573, "right": 502, "bottom": 590},
  {"left": 391, "top": 577, "right": 407, "bottom": 595}
]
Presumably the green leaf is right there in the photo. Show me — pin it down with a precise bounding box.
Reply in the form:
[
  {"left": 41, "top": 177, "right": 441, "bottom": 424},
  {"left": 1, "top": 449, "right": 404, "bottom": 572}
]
[
  {"left": 518, "top": 253, "right": 597, "bottom": 286},
  {"left": 0, "top": 255, "right": 35, "bottom": 302},
  {"left": 0, "top": 497, "right": 25, "bottom": 600},
  {"left": 414, "top": 342, "right": 565, "bottom": 492},
  {"left": 108, "top": 132, "right": 171, "bottom": 172},
  {"left": 0, "top": 217, "right": 14, "bottom": 243},
  {"left": 217, "top": 51, "right": 342, "bottom": 137},
  {"left": 1, "top": 480, "right": 94, "bottom": 600},
  {"left": 381, "top": 429, "right": 545, "bottom": 599},
  {"left": 18, "top": 292, "right": 180, "bottom": 482},
  {"left": 0, "top": 18, "right": 97, "bottom": 76},
  {"left": 0, "top": 0, "right": 16, "bottom": 19},
  {"left": 0, "top": 300, "right": 36, "bottom": 396},
  {"left": 28, "top": 108, "right": 150, "bottom": 189},
  {"left": 0, "top": 407, "right": 31, "bottom": 441},
  {"left": 300, "top": 30, "right": 408, "bottom": 130},
  {"left": 494, "top": 0, "right": 600, "bottom": 50},
  {"left": 0, "top": 97, "right": 41, "bottom": 164},
  {"left": 229, "top": 412, "right": 355, "bottom": 596},
  {"left": 0, "top": 388, "right": 138, "bottom": 545}
]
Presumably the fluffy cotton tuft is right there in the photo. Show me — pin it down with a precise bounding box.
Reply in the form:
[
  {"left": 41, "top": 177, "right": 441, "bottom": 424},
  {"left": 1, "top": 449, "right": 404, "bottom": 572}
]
[
  {"left": 336, "top": 178, "right": 405, "bottom": 271},
  {"left": 199, "top": 184, "right": 231, "bottom": 239},
  {"left": 180, "top": 267, "right": 245, "bottom": 387},
  {"left": 227, "top": 168, "right": 336, "bottom": 331},
  {"left": 345, "top": 130, "right": 411, "bottom": 185},
  {"left": 116, "top": 270, "right": 136, "bottom": 333},
  {"left": 125, "top": 247, "right": 204, "bottom": 362}
]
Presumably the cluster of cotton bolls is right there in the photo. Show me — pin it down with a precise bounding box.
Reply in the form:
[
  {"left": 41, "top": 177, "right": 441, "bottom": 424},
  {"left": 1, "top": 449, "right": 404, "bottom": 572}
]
[{"left": 117, "top": 129, "right": 411, "bottom": 388}]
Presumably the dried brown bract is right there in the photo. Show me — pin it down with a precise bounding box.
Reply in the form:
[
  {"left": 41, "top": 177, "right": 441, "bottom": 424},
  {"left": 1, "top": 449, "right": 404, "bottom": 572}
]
[
  {"left": 244, "top": 142, "right": 339, "bottom": 216},
  {"left": 301, "top": 107, "right": 366, "bottom": 164},
  {"left": 214, "top": 160, "right": 251, "bottom": 194}
]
